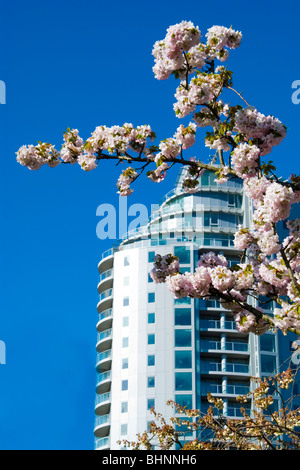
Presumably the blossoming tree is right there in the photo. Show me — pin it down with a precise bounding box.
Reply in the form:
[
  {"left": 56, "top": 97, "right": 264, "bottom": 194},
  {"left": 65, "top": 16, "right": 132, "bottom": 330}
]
[{"left": 16, "top": 21, "right": 300, "bottom": 338}]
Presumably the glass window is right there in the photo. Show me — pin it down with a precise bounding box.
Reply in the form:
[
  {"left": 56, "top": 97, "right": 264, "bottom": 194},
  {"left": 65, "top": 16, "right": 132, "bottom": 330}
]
[
  {"left": 122, "top": 337, "right": 129, "bottom": 348},
  {"left": 123, "top": 297, "right": 129, "bottom": 307},
  {"left": 123, "top": 316, "right": 129, "bottom": 327},
  {"left": 175, "top": 372, "right": 193, "bottom": 391},
  {"left": 148, "top": 376, "right": 155, "bottom": 388},
  {"left": 121, "top": 424, "right": 128, "bottom": 435},
  {"left": 148, "top": 273, "right": 153, "bottom": 283},
  {"left": 260, "top": 335, "right": 276, "bottom": 352},
  {"left": 148, "top": 334, "right": 155, "bottom": 345},
  {"left": 175, "top": 308, "right": 191, "bottom": 326},
  {"left": 123, "top": 276, "right": 129, "bottom": 286},
  {"left": 148, "top": 313, "right": 155, "bottom": 324},
  {"left": 122, "top": 358, "right": 128, "bottom": 369},
  {"left": 175, "top": 329, "right": 191, "bottom": 347},
  {"left": 124, "top": 256, "right": 130, "bottom": 266},
  {"left": 122, "top": 380, "right": 128, "bottom": 391},
  {"left": 121, "top": 402, "right": 128, "bottom": 413},
  {"left": 148, "top": 293, "right": 155, "bottom": 303},
  {"left": 174, "top": 297, "right": 191, "bottom": 305},
  {"left": 148, "top": 355, "right": 155, "bottom": 366},
  {"left": 175, "top": 350, "right": 192, "bottom": 369},
  {"left": 174, "top": 246, "right": 190, "bottom": 264},
  {"left": 147, "top": 398, "right": 155, "bottom": 410},
  {"left": 148, "top": 251, "right": 155, "bottom": 263},
  {"left": 261, "top": 355, "right": 276, "bottom": 374},
  {"left": 175, "top": 394, "right": 193, "bottom": 409}
]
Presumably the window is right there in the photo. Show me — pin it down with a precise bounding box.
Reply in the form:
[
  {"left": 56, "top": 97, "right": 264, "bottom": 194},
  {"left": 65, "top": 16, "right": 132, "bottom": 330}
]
[
  {"left": 174, "top": 246, "right": 190, "bottom": 264},
  {"left": 174, "top": 297, "right": 191, "bottom": 305},
  {"left": 148, "top": 313, "right": 155, "bottom": 324},
  {"left": 148, "top": 293, "right": 155, "bottom": 303},
  {"left": 148, "top": 355, "right": 155, "bottom": 366},
  {"left": 261, "top": 355, "right": 276, "bottom": 374},
  {"left": 175, "top": 372, "right": 193, "bottom": 391},
  {"left": 122, "top": 380, "right": 128, "bottom": 391},
  {"left": 147, "top": 398, "right": 155, "bottom": 410},
  {"left": 124, "top": 256, "right": 130, "bottom": 266},
  {"left": 122, "top": 358, "right": 128, "bottom": 369},
  {"left": 175, "top": 394, "right": 193, "bottom": 409},
  {"left": 148, "top": 273, "right": 153, "bottom": 283},
  {"left": 175, "top": 350, "right": 192, "bottom": 369},
  {"left": 148, "top": 376, "right": 155, "bottom": 388},
  {"left": 121, "top": 402, "right": 128, "bottom": 413},
  {"left": 175, "top": 329, "right": 191, "bottom": 347},
  {"left": 148, "top": 334, "right": 155, "bottom": 345},
  {"left": 122, "top": 337, "right": 129, "bottom": 348},
  {"left": 123, "top": 297, "right": 129, "bottom": 307},
  {"left": 123, "top": 276, "right": 129, "bottom": 286},
  {"left": 175, "top": 308, "right": 191, "bottom": 326},
  {"left": 123, "top": 316, "right": 129, "bottom": 327},
  {"left": 260, "top": 335, "right": 275, "bottom": 352},
  {"left": 120, "top": 424, "right": 128, "bottom": 435},
  {"left": 148, "top": 251, "right": 155, "bottom": 263}
]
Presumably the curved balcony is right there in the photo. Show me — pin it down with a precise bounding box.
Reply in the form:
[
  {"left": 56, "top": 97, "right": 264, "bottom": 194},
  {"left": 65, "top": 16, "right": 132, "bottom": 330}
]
[
  {"left": 96, "top": 328, "right": 113, "bottom": 353},
  {"left": 94, "top": 414, "right": 110, "bottom": 438},
  {"left": 98, "top": 248, "right": 118, "bottom": 274},
  {"left": 96, "top": 350, "right": 112, "bottom": 373},
  {"left": 96, "top": 371, "right": 112, "bottom": 393},
  {"left": 97, "top": 308, "right": 113, "bottom": 332},
  {"left": 97, "top": 269, "right": 114, "bottom": 294},
  {"left": 95, "top": 437, "right": 110, "bottom": 450},
  {"left": 97, "top": 289, "right": 113, "bottom": 314},
  {"left": 95, "top": 392, "right": 111, "bottom": 415}
]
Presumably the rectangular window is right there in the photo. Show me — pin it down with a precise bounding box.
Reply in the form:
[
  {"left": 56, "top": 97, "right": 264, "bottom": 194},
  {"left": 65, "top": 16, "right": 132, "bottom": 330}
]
[
  {"left": 148, "top": 251, "right": 156, "bottom": 263},
  {"left": 123, "top": 297, "right": 129, "bottom": 307},
  {"left": 261, "top": 355, "right": 276, "bottom": 374},
  {"left": 148, "top": 355, "right": 155, "bottom": 366},
  {"left": 175, "top": 372, "right": 193, "bottom": 391},
  {"left": 175, "top": 308, "right": 191, "bottom": 326},
  {"left": 174, "top": 246, "right": 190, "bottom": 264},
  {"left": 148, "top": 376, "right": 155, "bottom": 388},
  {"left": 148, "top": 313, "right": 155, "bottom": 324},
  {"left": 147, "top": 398, "right": 155, "bottom": 410},
  {"left": 148, "top": 273, "right": 153, "bottom": 283},
  {"left": 124, "top": 256, "right": 130, "bottom": 266},
  {"left": 122, "top": 337, "right": 129, "bottom": 348},
  {"left": 123, "top": 316, "right": 129, "bottom": 327},
  {"left": 175, "top": 350, "right": 192, "bottom": 369},
  {"left": 122, "top": 358, "right": 128, "bottom": 369},
  {"left": 120, "top": 424, "right": 128, "bottom": 435},
  {"left": 174, "top": 297, "right": 191, "bottom": 305},
  {"left": 123, "top": 276, "right": 129, "bottom": 286},
  {"left": 175, "top": 394, "right": 193, "bottom": 409},
  {"left": 175, "top": 329, "right": 192, "bottom": 347},
  {"left": 121, "top": 402, "right": 128, "bottom": 413},
  {"left": 122, "top": 380, "right": 128, "bottom": 391},
  {"left": 148, "top": 334, "right": 155, "bottom": 345},
  {"left": 148, "top": 293, "right": 155, "bottom": 303},
  {"left": 260, "top": 335, "right": 276, "bottom": 352}
]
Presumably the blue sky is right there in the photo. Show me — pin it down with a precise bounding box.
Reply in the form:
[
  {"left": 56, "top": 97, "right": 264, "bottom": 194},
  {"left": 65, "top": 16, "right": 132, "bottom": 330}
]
[{"left": 0, "top": 0, "right": 299, "bottom": 450}]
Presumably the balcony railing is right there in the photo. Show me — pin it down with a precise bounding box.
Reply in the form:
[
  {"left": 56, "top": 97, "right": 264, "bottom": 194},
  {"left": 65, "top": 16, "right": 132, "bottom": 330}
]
[
  {"left": 97, "top": 328, "right": 113, "bottom": 344},
  {"left": 200, "top": 319, "right": 236, "bottom": 330},
  {"left": 99, "top": 289, "right": 113, "bottom": 303},
  {"left": 95, "top": 414, "right": 110, "bottom": 428},
  {"left": 96, "top": 371, "right": 112, "bottom": 386},
  {"left": 201, "top": 362, "right": 249, "bottom": 374},
  {"left": 95, "top": 392, "right": 111, "bottom": 406},
  {"left": 201, "top": 340, "right": 249, "bottom": 353},
  {"left": 201, "top": 384, "right": 250, "bottom": 395},
  {"left": 95, "top": 437, "right": 110, "bottom": 450}
]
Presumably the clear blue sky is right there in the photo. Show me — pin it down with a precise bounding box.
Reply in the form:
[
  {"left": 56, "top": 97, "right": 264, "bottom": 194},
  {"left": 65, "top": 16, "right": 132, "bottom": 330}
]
[{"left": 0, "top": 0, "right": 299, "bottom": 450}]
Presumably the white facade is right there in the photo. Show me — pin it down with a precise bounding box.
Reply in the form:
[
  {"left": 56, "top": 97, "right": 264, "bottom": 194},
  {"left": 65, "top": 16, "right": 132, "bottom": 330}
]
[{"left": 94, "top": 168, "right": 281, "bottom": 450}]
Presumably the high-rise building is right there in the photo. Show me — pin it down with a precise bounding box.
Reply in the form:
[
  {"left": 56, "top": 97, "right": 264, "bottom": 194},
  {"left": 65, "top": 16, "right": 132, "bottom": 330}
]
[{"left": 94, "top": 167, "right": 299, "bottom": 450}]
